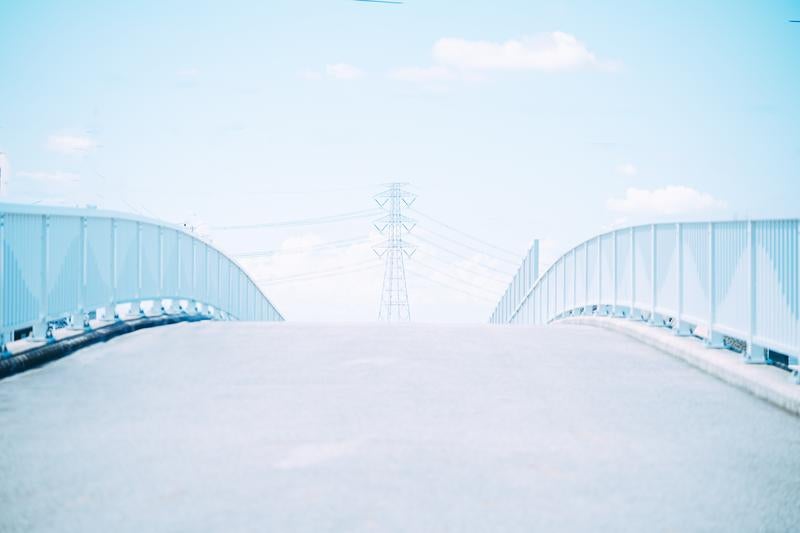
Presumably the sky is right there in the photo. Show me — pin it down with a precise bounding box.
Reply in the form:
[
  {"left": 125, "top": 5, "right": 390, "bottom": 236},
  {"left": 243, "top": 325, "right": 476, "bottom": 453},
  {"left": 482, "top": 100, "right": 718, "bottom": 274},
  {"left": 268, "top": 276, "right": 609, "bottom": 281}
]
[{"left": 0, "top": 0, "right": 799, "bottom": 322}]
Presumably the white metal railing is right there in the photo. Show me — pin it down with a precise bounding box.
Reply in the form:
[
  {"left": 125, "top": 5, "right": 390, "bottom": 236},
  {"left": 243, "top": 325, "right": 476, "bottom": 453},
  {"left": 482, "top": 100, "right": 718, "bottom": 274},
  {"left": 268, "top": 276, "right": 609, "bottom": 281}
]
[
  {"left": 489, "top": 240, "right": 539, "bottom": 325},
  {"left": 1, "top": 203, "right": 283, "bottom": 351},
  {"left": 490, "top": 220, "right": 799, "bottom": 366}
]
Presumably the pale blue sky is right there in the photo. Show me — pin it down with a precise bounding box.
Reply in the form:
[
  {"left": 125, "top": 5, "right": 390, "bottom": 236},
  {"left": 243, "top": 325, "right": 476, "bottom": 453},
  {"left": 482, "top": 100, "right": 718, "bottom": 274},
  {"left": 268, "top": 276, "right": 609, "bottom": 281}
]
[{"left": 1, "top": 1, "right": 798, "bottom": 321}]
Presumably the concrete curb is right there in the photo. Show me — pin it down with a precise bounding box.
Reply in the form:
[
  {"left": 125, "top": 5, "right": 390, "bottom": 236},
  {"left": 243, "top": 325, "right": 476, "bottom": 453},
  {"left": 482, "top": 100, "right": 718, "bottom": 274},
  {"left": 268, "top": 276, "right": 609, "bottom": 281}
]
[
  {"left": 0, "top": 314, "right": 210, "bottom": 381},
  {"left": 560, "top": 316, "right": 800, "bottom": 417}
]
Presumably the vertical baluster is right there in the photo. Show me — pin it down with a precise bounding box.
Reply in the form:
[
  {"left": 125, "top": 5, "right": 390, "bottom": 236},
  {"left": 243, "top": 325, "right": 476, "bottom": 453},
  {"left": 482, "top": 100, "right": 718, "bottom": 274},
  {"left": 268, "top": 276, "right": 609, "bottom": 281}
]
[
  {"left": 650, "top": 224, "right": 657, "bottom": 324},
  {"left": 613, "top": 231, "right": 618, "bottom": 316},
  {"left": 597, "top": 236, "right": 602, "bottom": 313},
  {"left": 745, "top": 220, "right": 765, "bottom": 362},
  {"left": 572, "top": 248, "right": 577, "bottom": 314},
  {"left": 158, "top": 226, "right": 164, "bottom": 314},
  {"left": 0, "top": 213, "right": 5, "bottom": 353},
  {"left": 35, "top": 215, "right": 50, "bottom": 338},
  {"left": 675, "top": 223, "right": 689, "bottom": 335},
  {"left": 706, "top": 222, "right": 722, "bottom": 347},
  {"left": 584, "top": 240, "right": 589, "bottom": 314},
  {"left": 630, "top": 227, "right": 636, "bottom": 319}
]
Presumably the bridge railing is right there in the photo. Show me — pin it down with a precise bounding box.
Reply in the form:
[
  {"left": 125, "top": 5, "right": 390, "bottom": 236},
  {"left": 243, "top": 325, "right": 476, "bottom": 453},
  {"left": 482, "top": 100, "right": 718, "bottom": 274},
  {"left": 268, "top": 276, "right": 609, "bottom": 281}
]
[
  {"left": 1, "top": 203, "right": 283, "bottom": 351},
  {"left": 491, "top": 220, "right": 799, "bottom": 365}
]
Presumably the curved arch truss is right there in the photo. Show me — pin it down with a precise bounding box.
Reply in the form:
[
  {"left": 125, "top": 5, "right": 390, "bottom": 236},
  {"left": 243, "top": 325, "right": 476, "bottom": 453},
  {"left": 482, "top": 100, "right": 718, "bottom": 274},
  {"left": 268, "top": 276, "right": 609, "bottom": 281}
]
[
  {"left": 1, "top": 203, "right": 283, "bottom": 353},
  {"left": 491, "top": 220, "right": 799, "bottom": 369}
]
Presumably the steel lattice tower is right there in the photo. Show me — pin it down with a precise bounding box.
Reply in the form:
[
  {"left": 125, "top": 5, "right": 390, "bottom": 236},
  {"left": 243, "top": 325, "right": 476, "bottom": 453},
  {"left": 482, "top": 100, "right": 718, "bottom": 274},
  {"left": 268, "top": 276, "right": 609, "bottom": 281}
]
[{"left": 373, "top": 183, "right": 416, "bottom": 321}]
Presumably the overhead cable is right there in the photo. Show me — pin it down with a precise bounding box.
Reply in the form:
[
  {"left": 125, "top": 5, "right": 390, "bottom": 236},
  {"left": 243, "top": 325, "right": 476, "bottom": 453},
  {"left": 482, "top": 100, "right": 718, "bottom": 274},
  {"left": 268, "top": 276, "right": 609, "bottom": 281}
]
[
  {"left": 414, "top": 227, "right": 520, "bottom": 267},
  {"left": 407, "top": 234, "right": 515, "bottom": 277},
  {"left": 406, "top": 270, "right": 496, "bottom": 303},
  {"left": 255, "top": 259, "right": 380, "bottom": 284},
  {"left": 410, "top": 260, "right": 502, "bottom": 296},
  {"left": 258, "top": 263, "right": 383, "bottom": 285},
  {"left": 409, "top": 207, "right": 520, "bottom": 259},
  {"left": 213, "top": 209, "right": 381, "bottom": 231},
  {"left": 235, "top": 236, "right": 371, "bottom": 258}
]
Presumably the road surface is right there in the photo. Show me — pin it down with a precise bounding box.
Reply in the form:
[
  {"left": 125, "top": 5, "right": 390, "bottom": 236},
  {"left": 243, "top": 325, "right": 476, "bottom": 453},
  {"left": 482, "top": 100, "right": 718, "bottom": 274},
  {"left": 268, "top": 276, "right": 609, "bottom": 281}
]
[{"left": 1, "top": 322, "right": 798, "bottom": 532}]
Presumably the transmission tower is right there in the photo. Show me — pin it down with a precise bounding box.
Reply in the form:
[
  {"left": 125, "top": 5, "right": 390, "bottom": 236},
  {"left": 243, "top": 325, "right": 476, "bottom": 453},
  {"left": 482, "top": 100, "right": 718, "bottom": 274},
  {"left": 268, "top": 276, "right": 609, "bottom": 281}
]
[{"left": 373, "top": 183, "right": 416, "bottom": 321}]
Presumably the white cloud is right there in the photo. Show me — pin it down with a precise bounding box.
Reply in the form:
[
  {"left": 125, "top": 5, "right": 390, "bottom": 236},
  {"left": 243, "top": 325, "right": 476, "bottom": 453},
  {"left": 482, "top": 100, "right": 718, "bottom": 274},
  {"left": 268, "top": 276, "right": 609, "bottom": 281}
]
[
  {"left": 17, "top": 170, "right": 79, "bottom": 183},
  {"left": 325, "top": 63, "right": 364, "bottom": 80},
  {"left": 433, "top": 32, "right": 610, "bottom": 72},
  {"left": 616, "top": 163, "right": 637, "bottom": 176},
  {"left": 390, "top": 32, "right": 616, "bottom": 86},
  {"left": 47, "top": 134, "right": 97, "bottom": 156},
  {"left": 606, "top": 186, "right": 727, "bottom": 216}
]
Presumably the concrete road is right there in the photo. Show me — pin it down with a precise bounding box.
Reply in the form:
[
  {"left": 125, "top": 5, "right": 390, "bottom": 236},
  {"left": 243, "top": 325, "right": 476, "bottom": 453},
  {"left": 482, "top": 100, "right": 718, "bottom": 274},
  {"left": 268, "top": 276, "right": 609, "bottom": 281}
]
[{"left": 1, "top": 322, "right": 798, "bottom": 532}]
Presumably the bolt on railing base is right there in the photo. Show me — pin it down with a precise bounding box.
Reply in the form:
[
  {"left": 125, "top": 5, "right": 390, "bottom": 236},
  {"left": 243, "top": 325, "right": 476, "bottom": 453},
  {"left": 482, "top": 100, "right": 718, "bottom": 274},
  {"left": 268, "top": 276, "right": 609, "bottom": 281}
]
[{"left": 743, "top": 345, "right": 768, "bottom": 365}]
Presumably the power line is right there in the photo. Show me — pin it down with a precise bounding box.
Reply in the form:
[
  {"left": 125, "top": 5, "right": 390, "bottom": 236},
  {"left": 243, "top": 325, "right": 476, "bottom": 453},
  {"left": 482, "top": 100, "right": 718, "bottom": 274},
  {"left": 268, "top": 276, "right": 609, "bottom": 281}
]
[
  {"left": 258, "top": 263, "right": 382, "bottom": 285},
  {"left": 410, "top": 260, "right": 502, "bottom": 297},
  {"left": 409, "top": 207, "right": 520, "bottom": 259},
  {"left": 234, "top": 236, "right": 370, "bottom": 258},
  {"left": 212, "top": 209, "right": 381, "bottom": 231},
  {"left": 407, "top": 233, "right": 516, "bottom": 277},
  {"left": 414, "top": 227, "right": 520, "bottom": 267},
  {"left": 406, "top": 270, "right": 496, "bottom": 303},
  {"left": 409, "top": 246, "right": 510, "bottom": 284},
  {"left": 255, "top": 259, "right": 380, "bottom": 284}
]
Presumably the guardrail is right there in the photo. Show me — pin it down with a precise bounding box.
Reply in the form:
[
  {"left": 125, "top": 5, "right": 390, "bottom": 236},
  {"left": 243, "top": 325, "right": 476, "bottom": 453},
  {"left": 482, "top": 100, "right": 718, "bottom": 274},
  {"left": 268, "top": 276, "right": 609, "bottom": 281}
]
[
  {"left": 489, "top": 240, "right": 539, "bottom": 325},
  {"left": 1, "top": 203, "right": 283, "bottom": 352},
  {"left": 490, "top": 220, "right": 799, "bottom": 369}
]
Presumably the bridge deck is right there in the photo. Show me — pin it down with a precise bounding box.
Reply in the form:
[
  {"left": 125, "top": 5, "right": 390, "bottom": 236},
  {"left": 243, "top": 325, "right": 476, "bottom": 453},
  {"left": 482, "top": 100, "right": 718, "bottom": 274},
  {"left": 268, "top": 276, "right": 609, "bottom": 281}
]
[{"left": 1, "top": 322, "right": 798, "bottom": 531}]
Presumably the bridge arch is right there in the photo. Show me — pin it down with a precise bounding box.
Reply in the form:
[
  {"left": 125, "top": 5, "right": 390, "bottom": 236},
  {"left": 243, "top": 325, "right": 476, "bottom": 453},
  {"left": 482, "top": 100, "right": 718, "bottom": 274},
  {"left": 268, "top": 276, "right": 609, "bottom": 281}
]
[
  {"left": 0, "top": 203, "right": 282, "bottom": 352},
  {"left": 491, "top": 220, "right": 799, "bottom": 368}
]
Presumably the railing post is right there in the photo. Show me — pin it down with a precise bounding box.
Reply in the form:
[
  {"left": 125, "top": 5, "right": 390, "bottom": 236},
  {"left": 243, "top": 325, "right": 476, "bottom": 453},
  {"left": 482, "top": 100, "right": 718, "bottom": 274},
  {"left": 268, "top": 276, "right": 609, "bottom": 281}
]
[
  {"left": 81, "top": 217, "right": 87, "bottom": 321},
  {"left": 128, "top": 222, "right": 143, "bottom": 317},
  {"left": 562, "top": 257, "right": 566, "bottom": 318},
  {"left": 597, "top": 236, "right": 602, "bottom": 313},
  {"left": 706, "top": 222, "right": 723, "bottom": 347},
  {"left": 745, "top": 220, "right": 765, "bottom": 362},
  {"left": 0, "top": 213, "right": 6, "bottom": 354},
  {"left": 217, "top": 252, "right": 222, "bottom": 318},
  {"left": 228, "top": 261, "right": 233, "bottom": 318},
  {"left": 177, "top": 232, "right": 182, "bottom": 294},
  {"left": 205, "top": 244, "right": 210, "bottom": 316},
  {"left": 675, "top": 223, "right": 689, "bottom": 335},
  {"left": 650, "top": 224, "right": 658, "bottom": 325},
  {"left": 189, "top": 239, "right": 197, "bottom": 314},
  {"left": 33, "top": 215, "right": 50, "bottom": 340},
  {"left": 106, "top": 218, "right": 118, "bottom": 321},
  {"left": 137, "top": 222, "right": 142, "bottom": 305},
  {"left": 630, "top": 227, "right": 636, "bottom": 319},
  {"left": 612, "top": 231, "right": 618, "bottom": 316},
  {"left": 173, "top": 232, "right": 183, "bottom": 314},
  {"left": 584, "top": 240, "right": 589, "bottom": 314},
  {"left": 71, "top": 216, "right": 88, "bottom": 330},
  {"left": 572, "top": 248, "right": 577, "bottom": 314},
  {"left": 545, "top": 269, "right": 550, "bottom": 322},
  {"left": 158, "top": 226, "right": 165, "bottom": 314}
]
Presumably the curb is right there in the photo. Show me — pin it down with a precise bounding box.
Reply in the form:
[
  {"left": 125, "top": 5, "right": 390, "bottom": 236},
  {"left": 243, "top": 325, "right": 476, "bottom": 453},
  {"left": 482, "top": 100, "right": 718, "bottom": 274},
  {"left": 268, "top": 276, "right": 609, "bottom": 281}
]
[
  {"left": 560, "top": 316, "right": 800, "bottom": 417},
  {"left": 0, "top": 315, "right": 210, "bottom": 381}
]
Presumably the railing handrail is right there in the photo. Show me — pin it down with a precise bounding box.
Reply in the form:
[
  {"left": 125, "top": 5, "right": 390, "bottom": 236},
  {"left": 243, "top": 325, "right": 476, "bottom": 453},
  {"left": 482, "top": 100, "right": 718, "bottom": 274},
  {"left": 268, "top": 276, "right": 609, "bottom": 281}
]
[
  {"left": 1, "top": 204, "right": 283, "bottom": 350},
  {"left": 490, "top": 219, "right": 800, "bottom": 368}
]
